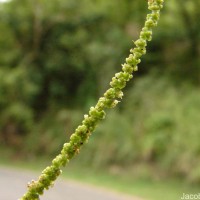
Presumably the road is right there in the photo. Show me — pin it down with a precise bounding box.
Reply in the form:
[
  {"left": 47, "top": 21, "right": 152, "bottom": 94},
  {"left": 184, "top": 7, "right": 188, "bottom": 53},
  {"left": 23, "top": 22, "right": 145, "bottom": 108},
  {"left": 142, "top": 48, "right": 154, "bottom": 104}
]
[{"left": 0, "top": 166, "right": 142, "bottom": 200}]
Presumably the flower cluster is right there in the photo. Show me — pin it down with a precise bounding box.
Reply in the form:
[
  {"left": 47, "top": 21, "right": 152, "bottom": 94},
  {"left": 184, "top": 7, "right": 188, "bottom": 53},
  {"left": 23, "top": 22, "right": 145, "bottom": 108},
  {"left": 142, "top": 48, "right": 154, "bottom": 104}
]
[{"left": 20, "top": 0, "right": 164, "bottom": 199}]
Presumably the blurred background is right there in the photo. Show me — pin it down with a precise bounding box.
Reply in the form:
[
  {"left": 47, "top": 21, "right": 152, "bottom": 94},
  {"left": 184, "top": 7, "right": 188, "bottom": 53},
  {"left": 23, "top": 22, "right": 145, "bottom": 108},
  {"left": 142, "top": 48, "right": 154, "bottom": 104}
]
[{"left": 0, "top": 0, "right": 200, "bottom": 199}]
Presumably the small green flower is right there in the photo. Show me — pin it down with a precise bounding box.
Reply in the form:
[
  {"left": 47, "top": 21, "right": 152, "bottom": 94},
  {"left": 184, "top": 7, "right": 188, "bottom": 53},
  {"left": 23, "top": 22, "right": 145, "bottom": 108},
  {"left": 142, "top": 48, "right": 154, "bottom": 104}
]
[{"left": 20, "top": 1, "right": 164, "bottom": 199}]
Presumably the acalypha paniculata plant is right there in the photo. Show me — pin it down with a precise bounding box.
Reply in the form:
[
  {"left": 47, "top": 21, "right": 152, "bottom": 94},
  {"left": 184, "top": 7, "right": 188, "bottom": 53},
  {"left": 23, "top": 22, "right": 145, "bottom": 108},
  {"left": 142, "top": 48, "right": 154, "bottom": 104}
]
[{"left": 20, "top": 0, "right": 164, "bottom": 199}]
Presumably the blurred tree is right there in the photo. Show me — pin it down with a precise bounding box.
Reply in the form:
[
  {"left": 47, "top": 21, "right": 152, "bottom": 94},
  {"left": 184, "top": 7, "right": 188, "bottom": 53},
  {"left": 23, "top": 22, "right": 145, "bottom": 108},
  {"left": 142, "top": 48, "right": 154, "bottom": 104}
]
[
  {"left": 1, "top": 0, "right": 200, "bottom": 183},
  {"left": 0, "top": 0, "right": 140, "bottom": 146},
  {"left": 146, "top": 0, "right": 200, "bottom": 84},
  {"left": 176, "top": 0, "right": 200, "bottom": 83}
]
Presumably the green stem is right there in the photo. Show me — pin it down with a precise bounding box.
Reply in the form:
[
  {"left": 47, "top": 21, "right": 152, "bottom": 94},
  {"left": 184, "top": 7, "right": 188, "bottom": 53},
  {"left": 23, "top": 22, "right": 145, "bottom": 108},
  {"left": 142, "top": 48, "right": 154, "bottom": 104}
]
[{"left": 20, "top": 1, "right": 164, "bottom": 199}]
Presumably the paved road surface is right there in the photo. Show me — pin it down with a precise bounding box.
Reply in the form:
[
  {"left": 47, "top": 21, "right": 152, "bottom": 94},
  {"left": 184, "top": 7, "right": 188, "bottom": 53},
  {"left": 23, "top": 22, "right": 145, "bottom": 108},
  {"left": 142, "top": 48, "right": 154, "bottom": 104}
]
[{"left": 0, "top": 166, "right": 142, "bottom": 200}]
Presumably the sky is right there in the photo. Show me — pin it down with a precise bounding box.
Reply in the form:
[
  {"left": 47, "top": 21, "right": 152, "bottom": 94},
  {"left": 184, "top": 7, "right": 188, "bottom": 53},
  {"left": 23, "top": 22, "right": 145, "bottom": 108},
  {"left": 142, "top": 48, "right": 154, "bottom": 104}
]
[{"left": 0, "top": 0, "right": 9, "bottom": 2}]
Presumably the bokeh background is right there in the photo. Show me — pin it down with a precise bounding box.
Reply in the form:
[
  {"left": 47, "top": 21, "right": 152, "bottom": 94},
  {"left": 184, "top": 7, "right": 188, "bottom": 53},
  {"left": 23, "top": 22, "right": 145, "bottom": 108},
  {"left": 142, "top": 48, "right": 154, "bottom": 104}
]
[{"left": 0, "top": 0, "right": 200, "bottom": 199}]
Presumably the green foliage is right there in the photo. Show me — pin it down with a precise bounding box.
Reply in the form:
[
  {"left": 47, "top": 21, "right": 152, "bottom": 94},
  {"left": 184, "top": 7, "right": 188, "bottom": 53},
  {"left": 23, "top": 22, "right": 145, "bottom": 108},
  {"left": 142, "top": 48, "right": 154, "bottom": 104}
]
[
  {"left": 78, "top": 110, "right": 136, "bottom": 167},
  {"left": 0, "top": 0, "right": 135, "bottom": 110},
  {"left": 123, "top": 75, "right": 200, "bottom": 183},
  {"left": 0, "top": 67, "right": 35, "bottom": 146},
  {"left": 72, "top": 75, "right": 200, "bottom": 184},
  {"left": 0, "top": 0, "right": 200, "bottom": 198},
  {"left": 24, "top": 109, "right": 83, "bottom": 157},
  {"left": 0, "top": 103, "right": 33, "bottom": 147}
]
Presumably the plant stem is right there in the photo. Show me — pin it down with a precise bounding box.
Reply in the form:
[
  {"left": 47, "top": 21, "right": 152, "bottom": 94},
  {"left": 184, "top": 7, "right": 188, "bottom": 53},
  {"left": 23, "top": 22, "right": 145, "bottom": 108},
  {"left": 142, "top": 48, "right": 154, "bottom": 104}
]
[{"left": 20, "top": 1, "right": 164, "bottom": 199}]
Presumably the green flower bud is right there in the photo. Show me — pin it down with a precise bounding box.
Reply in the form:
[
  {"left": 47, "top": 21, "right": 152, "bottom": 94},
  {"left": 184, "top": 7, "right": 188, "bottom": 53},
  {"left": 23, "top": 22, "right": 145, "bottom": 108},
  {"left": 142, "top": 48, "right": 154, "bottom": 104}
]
[
  {"left": 117, "top": 78, "right": 127, "bottom": 89},
  {"left": 140, "top": 30, "right": 152, "bottom": 41},
  {"left": 104, "top": 88, "right": 116, "bottom": 99},
  {"left": 70, "top": 134, "right": 82, "bottom": 145},
  {"left": 103, "top": 98, "right": 115, "bottom": 108},
  {"left": 115, "top": 90, "right": 123, "bottom": 99},
  {"left": 134, "top": 39, "right": 147, "bottom": 48},
  {"left": 89, "top": 107, "right": 106, "bottom": 120},
  {"left": 39, "top": 174, "right": 50, "bottom": 188},
  {"left": 122, "top": 63, "right": 133, "bottom": 73},
  {"left": 42, "top": 167, "right": 52, "bottom": 176},
  {"left": 63, "top": 143, "right": 74, "bottom": 158},
  {"left": 52, "top": 154, "right": 68, "bottom": 167},
  {"left": 75, "top": 125, "right": 87, "bottom": 135},
  {"left": 110, "top": 100, "right": 120, "bottom": 108},
  {"left": 36, "top": 183, "right": 44, "bottom": 195},
  {"left": 52, "top": 156, "right": 61, "bottom": 168},
  {"left": 110, "top": 77, "right": 117, "bottom": 88},
  {"left": 151, "top": 12, "right": 160, "bottom": 21},
  {"left": 145, "top": 19, "right": 157, "bottom": 28},
  {"left": 149, "top": 4, "right": 160, "bottom": 11},
  {"left": 82, "top": 115, "right": 96, "bottom": 127},
  {"left": 133, "top": 65, "right": 138, "bottom": 72},
  {"left": 132, "top": 48, "right": 143, "bottom": 58},
  {"left": 95, "top": 98, "right": 104, "bottom": 109}
]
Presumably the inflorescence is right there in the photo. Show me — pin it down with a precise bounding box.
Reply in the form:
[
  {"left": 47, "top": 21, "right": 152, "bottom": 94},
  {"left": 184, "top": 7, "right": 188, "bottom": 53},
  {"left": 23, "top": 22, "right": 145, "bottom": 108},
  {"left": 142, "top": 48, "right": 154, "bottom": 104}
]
[{"left": 20, "top": 1, "right": 164, "bottom": 199}]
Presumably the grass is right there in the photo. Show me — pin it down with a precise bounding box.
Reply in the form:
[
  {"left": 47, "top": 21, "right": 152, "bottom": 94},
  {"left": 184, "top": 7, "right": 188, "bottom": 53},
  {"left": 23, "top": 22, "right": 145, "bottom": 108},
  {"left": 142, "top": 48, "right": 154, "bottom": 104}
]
[
  {"left": 0, "top": 148, "right": 199, "bottom": 200},
  {"left": 62, "top": 164, "right": 200, "bottom": 200}
]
